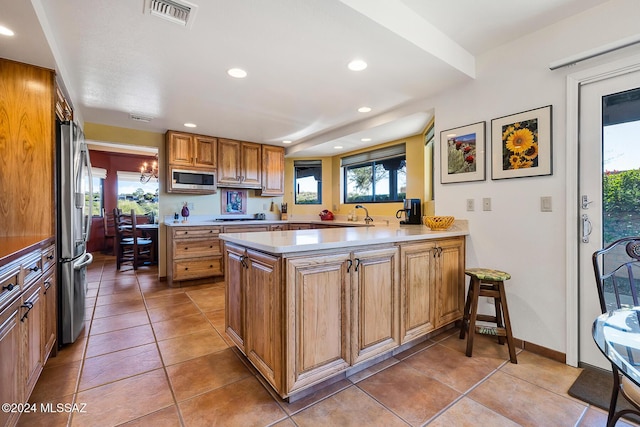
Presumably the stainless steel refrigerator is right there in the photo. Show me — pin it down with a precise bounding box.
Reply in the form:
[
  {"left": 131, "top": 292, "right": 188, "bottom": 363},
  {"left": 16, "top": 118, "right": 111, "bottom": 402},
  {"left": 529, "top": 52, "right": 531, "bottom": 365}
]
[{"left": 57, "top": 121, "right": 93, "bottom": 345}]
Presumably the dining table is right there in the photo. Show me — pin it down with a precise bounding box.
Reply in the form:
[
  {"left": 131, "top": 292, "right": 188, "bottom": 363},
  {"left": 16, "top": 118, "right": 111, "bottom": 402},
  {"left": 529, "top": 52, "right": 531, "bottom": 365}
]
[{"left": 592, "top": 307, "right": 640, "bottom": 387}]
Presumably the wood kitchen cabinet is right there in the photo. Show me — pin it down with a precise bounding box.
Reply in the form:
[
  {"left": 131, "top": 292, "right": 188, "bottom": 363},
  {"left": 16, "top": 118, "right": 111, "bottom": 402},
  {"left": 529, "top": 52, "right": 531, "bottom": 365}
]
[
  {"left": 350, "top": 246, "right": 400, "bottom": 364},
  {"left": 21, "top": 253, "right": 44, "bottom": 399},
  {"left": 399, "top": 237, "right": 464, "bottom": 336},
  {"left": 41, "top": 243, "right": 57, "bottom": 361},
  {"left": 166, "top": 226, "right": 223, "bottom": 287},
  {"left": 225, "top": 244, "right": 246, "bottom": 351},
  {"left": 217, "top": 138, "right": 261, "bottom": 188},
  {"left": 433, "top": 237, "right": 465, "bottom": 328},
  {"left": 166, "top": 131, "right": 217, "bottom": 170},
  {"left": 0, "top": 261, "right": 22, "bottom": 427},
  {"left": 0, "top": 296, "right": 22, "bottom": 427},
  {"left": 258, "top": 145, "right": 285, "bottom": 196},
  {"left": 400, "top": 241, "right": 437, "bottom": 343},
  {"left": 224, "top": 243, "right": 282, "bottom": 391},
  {"left": 285, "top": 252, "right": 352, "bottom": 394}
]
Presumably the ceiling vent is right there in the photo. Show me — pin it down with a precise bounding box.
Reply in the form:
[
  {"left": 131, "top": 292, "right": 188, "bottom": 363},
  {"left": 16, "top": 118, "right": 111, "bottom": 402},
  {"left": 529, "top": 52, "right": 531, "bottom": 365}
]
[
  {"left": 145, "top": 0, "right": 198, "bottom": 29},
  {"left": 130, "top": 113, "right": 153, "bottom": 123}
]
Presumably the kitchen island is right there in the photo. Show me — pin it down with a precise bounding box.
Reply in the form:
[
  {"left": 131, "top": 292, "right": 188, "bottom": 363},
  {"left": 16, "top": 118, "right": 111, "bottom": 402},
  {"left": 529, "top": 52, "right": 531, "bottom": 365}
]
[{"left": 219, "top": 221, "right": 469, "bottom": 400}]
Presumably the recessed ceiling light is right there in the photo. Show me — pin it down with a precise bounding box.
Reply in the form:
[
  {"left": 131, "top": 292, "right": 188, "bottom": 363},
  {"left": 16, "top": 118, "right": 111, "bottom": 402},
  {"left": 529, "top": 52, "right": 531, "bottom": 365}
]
[
  {"left": 184, "top": 123, "right": 197, "bottom": 128},
  {"left": 348, "top": 59, "right": 367, "bottom": 71},
  {"left": 361, "top": 138, "right": 371, "bottom": 142},
  {"left": 334, "top": 145, "right": 343, "bottom": 149},
  {"left": 227, "top": 68, "right": 247, "bottom": 78},
  {"left": 0, "top": 25, "right": 14, "bottom": 37},
  {"left": 282, "top": 140, "right": 292, "bottom": 144},
  {"left": 358, "top": 106, "right": 372, "bottom": 113}
]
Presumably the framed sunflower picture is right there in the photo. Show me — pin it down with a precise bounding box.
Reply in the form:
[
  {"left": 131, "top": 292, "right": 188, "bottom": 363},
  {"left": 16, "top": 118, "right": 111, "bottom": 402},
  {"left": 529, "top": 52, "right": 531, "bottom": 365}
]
[
  {"left": 440, "top": 121, "right": 486, "bottom": 184},
  {"left": 491, "top": 105, "right": 552, "bottom": 180}
]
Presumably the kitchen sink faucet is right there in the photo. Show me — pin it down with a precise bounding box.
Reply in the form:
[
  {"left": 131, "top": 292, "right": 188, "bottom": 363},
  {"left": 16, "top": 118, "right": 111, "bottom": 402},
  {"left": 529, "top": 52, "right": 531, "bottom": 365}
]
[{"left": 355, "top": 205, "right": 373, "bottom": 225}]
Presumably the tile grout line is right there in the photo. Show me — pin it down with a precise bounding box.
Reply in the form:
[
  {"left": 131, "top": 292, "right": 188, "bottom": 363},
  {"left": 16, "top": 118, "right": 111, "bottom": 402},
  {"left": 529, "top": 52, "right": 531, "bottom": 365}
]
[{"left": 137, "top": 270, "right": 188, "bottom": 427}]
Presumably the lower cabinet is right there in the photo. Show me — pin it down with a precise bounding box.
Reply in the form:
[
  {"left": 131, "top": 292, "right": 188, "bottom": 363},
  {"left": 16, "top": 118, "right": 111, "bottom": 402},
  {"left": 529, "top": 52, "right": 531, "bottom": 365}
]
[
  {"left": 167, "top": 226, "right": 223, "bottom": 286},
  {"left": 42, "top": 266, "right": 57, "bottom": 361},
  {"left": 21, "top": 280, "right": 44, "bottom": 399},
  {"left": 224, "top": 243, "right": 281, "bottom": 391},
  {"left": 0, "top": 297, "right": 22, "bottom": 427},
  {"left": 0, "top": 240, "right": 57, "bottom": 427},
  {"left": 434, "top": 238, "right": 465, "bottom": 327},
  {"left": 244, "top": 249, "right": 282, "bottom": 392},
  {"left": 350, "top": 247, "right": 400, "bottom": 364},
  {"left": 285, "top": 252, "right": 352, "bottom": 394},
  {"left": 224, "top": 237, "right": 464, "bottom": 399}
]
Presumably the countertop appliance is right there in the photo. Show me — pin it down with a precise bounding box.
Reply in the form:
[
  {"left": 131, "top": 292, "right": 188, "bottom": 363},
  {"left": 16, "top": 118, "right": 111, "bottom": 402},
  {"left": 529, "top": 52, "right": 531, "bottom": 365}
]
[
  {"left": 396, "top": 198, "right": 422, "bottom": 224},
  {"left": 56, "top": 121, "right": 94, "bottom": 345}
]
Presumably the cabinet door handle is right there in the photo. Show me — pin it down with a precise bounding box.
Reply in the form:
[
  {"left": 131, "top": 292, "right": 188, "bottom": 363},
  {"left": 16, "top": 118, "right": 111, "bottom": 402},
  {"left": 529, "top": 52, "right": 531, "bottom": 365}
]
[
  {"left": 347, "top": 259, "right": 353, "bottom": 273},
  {"left": 185, "top": 247, "right": 189, "bottom": 250},
  {"left": 29, "top": 266, "right": 39, "bottom": 272},
  {"left": 47, "top": 255, "right": 54, "bottom": 260},
  {"left": 2, "top": 283, "right": 15, "bottom": 291},
  {"left": 354, "top": 258, "right": 361, "bottom": 272},
  {"left": 20, "top": 302, "right": 34, "bottom": 322}
]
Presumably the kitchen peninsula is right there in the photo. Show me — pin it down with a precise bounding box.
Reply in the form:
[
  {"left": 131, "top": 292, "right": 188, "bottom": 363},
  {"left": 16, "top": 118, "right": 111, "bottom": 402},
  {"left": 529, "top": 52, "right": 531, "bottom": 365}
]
[{"left": 218, "top": 221, "right": 468, "bottom": 400}]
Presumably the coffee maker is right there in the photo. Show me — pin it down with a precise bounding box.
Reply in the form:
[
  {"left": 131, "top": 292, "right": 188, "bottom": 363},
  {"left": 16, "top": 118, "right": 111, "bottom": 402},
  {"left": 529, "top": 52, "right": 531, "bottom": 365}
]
[{"left": 396, "top": 198, "right": 422, "bottom": 224}]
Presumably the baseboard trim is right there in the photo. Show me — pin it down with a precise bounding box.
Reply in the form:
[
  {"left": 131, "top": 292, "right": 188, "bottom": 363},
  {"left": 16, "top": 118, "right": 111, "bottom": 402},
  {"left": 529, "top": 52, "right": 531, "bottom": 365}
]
[{"left": 514, "top": 338, "right": 566, "bottom": 363}]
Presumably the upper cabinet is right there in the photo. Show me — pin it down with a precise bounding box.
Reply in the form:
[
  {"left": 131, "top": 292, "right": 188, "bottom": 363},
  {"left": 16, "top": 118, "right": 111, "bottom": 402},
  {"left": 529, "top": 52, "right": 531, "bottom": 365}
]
[
  {"left": 166, "top": 131, "right": 217, "bottom": 170},
  {"left": 0, "top": 59, "right": 56, "bottom": 238},
  {"left": 217, "top": 138, "right": 262, "bottom": 188},
  {"left": 259, "top": 145, "right": 285, "bottom": 196}
]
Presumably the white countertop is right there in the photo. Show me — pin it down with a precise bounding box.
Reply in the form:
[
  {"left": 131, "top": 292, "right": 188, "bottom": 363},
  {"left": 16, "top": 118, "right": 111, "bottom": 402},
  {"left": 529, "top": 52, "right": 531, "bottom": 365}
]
[
  {"left": 163, "top": 215, "right": 372, "bottom": 227},
  {"left": 218, "top": 220, "right": 468, "bottom": 254}
]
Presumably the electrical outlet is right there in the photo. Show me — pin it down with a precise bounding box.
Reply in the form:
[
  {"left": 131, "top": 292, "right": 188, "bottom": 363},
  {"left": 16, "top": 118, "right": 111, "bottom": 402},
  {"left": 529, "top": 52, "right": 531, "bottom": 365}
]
[
  {"left": 482, "top": 197, "right": 491, "bottom": 211},
  {"left": 466, "top": 199, "right": 474, "bottom": 211}
]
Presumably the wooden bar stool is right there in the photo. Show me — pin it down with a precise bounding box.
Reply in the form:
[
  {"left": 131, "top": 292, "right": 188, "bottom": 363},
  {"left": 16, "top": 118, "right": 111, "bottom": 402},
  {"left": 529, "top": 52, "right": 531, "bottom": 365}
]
[{"left": 459, "top": 268, "right": 517, "bottom": 364}]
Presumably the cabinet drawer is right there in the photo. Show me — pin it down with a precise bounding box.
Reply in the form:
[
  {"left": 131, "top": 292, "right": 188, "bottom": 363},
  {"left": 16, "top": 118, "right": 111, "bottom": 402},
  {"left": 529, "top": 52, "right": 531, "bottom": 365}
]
[
  {"left": 223, "top": 225, "right": 270, "bottom": 233},
  {"left": 0, "top": 264, "right": 21, "bottom": 308},
  {"left": 173, "top": 257, "right": 223, "bottom": 281},
  {"left": 173, "top": 238, "right": 222, "bottom": 259},
  {"left": 21, "top": 253, "right": 43, "bottom": 287},
  {"left": 41, "top": 244, "right": 56, "bottom": 272},
  {"left": 173, "top": 227, "right": 220, "bottom": 238}
]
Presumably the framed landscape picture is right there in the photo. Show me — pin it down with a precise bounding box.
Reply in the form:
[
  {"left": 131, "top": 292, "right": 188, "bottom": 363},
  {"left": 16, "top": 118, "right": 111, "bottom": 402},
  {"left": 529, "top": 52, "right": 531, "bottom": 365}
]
[
  {"left": 491, "top": 105, "right": 552, "bottom": 180},
  {"left": 440, "top": 121, "right": 486, "bottom": 184}
]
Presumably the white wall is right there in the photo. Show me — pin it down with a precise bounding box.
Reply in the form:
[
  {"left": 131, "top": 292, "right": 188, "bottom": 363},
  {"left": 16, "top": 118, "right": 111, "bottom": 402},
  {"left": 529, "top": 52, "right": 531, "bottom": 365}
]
[{"left": 429, "top": 0, "right": 640, "bottom": 353}]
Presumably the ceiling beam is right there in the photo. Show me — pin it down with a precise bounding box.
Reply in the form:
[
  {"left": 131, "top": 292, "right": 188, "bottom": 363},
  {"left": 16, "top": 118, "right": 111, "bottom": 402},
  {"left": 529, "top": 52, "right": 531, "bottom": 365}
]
[{"left": 340, "top": 0, "right": 475, "bottom": 78}]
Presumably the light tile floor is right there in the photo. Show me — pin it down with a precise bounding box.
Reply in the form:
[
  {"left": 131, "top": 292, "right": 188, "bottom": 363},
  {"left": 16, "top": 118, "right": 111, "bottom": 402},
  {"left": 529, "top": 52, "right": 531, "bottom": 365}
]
[{"left": 15, "top": 254, "right": 635, "bottom": 426}]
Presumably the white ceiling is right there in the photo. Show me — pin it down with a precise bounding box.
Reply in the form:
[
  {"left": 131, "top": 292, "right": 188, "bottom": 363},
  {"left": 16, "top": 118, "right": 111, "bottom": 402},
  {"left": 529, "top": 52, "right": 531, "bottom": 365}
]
[{"left": 1, "top": 0, "right": 609, "bottom": 157}]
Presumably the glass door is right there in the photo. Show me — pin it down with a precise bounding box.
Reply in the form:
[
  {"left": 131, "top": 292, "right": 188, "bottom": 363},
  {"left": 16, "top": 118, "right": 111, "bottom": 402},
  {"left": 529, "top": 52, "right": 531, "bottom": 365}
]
[{"left": 579, "top": 71, "right": 640, "bottom": 369}]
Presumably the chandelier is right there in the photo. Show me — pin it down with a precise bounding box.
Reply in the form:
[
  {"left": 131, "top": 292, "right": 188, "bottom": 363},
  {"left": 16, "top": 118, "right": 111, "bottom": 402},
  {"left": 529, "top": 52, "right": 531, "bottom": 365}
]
[{"left": 140, "top": 154, "right": 159, "bottom": 183}]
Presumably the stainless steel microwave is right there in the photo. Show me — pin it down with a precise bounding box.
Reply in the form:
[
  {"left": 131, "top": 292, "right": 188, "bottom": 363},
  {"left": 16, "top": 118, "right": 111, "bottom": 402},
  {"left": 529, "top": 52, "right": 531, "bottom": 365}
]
[{"left": 170, "top": 168, "right": 217, "bottom": 193}]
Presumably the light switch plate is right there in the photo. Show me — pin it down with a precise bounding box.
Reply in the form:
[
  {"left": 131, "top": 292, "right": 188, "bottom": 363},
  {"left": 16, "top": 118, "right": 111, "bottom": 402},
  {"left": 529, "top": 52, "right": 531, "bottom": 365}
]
[{"left": 541, "top": 196, "right": 552, "bottom": 212}]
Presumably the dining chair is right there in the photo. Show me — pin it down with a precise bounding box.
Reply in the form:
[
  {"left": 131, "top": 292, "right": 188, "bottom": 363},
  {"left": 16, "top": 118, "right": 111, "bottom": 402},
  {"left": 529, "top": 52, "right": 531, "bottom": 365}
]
[
  {"left": 593, "top": 236, "right": 640, "bottom": 426},
  {"left": 102, "top": 208, "right": 116, "bottom": 255},
  {"left": 113, "top": 208, "right": 153, "bottom": 270}
]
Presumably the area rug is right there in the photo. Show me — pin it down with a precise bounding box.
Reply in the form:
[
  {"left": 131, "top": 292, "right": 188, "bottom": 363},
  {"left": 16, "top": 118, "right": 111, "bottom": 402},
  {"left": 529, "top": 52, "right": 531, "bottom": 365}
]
[{"left": 568, "top": 367, "right": 640, "bottom": 422}]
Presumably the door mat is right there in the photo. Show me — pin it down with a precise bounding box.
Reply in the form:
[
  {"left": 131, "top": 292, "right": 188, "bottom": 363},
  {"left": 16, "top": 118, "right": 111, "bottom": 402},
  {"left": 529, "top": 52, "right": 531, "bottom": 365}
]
[{"left": 568, "top": 367, "right": 640, "bottom": 423}]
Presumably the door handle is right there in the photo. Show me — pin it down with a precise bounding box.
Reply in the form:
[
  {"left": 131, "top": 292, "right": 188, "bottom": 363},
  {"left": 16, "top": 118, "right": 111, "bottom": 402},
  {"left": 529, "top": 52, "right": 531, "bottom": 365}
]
[
  {"left": 581, "top": 195, "right": 594, "bottom": 210},
  {"left": 582, "top": 214, "right": 592, "bottom": 243}
]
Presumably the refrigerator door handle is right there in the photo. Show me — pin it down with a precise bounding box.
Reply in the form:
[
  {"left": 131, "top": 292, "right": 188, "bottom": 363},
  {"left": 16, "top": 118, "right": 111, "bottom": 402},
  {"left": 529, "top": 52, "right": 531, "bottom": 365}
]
[
  {"left": 74, "top": 252, "right": 93, "bottom": 270},
  {"left": 77, "top": 140, "right": 93, "bottom": 244}
]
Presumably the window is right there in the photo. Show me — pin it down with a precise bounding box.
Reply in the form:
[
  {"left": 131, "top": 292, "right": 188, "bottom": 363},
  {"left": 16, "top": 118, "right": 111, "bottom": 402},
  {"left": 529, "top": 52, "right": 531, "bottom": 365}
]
[
  {"left": 342, "top": 144, "right": 406, "bottom": 203},
  {"left": 116, "top": 171, "right": 159, "bottom": 217},
  {"left": 91, "top": 167, "right": 107, "bottom": 217},
  {"left": 294, "top": 160, "right": 322, "bottom": 204}
]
